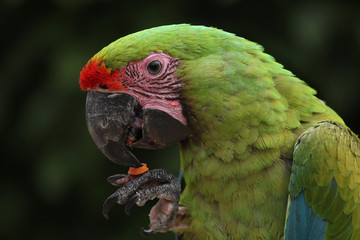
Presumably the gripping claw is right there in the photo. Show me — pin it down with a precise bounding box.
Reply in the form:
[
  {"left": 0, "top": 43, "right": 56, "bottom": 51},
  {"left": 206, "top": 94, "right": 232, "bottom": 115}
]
[
  {"left": 107, "top": 174, "right": 127, "bottom": 186},
  {"left": 141, "top": 227, "right": 155, "bottom": 236},
  {"left": 102, "top": 192, "right": 119, "bottom": 220},
  {"left": 102, "top": 169, "right": 181, "bottom": 235},
  {"left": 124, "top": 194, "right": 139, "bottom": 216}
]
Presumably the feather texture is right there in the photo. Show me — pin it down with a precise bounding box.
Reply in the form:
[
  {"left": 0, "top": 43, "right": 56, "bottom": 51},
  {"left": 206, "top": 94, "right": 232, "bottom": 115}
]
[
  {"left": 80, "top": 24, "right": 358, "bottom": 239},
  {"left": 289, "top": 121, "right": 360, "bottom": 240}
]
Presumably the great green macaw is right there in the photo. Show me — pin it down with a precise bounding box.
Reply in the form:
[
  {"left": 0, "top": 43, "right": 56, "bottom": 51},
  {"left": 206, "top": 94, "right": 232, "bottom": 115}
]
[{"left": 79, "top": 24, "right": 360, "bottom": 240}]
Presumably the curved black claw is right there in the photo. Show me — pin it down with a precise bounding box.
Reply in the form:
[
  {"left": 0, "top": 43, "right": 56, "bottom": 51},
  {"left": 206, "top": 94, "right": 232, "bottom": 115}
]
[
  {"left": 103, "top": 169, "right": 181, "bottom": 235},
  {"left": 107, "top": 174, "right": 127, "bottom": 185},
  {"left": 141, "top": 227, "right": 155, "bottom": 237},
  {"left": 102, "top": 192, "right": 119, "bottom": 220},
  {"left": 124, "top": 194, "right": 139, "bottom": 216}
]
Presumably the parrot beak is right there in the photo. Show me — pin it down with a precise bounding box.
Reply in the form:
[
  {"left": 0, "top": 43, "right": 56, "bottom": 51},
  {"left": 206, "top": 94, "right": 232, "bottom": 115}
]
[
  {"left": 85, "top": 91, "right": 190, "bottom": 167},
  {"left": 130, "top": 108, "right": 190, "bottom": 149},
  {"left": 86, "top": 91, "right": 143, "bottom": 167}
]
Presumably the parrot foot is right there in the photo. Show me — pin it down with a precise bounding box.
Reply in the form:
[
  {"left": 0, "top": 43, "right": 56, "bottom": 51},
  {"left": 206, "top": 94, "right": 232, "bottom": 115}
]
[
  {"left": 103, "top": 169, "right": 181, "bottom": 234},
  {"left": 107, "top": 173, "right": 136, "bottom": 186},
  {"left": 170, "top": 206, "right": 189, "bottom": 230},
  {"left": 141, "top": 205, "right": 189, "bottom": 235}
]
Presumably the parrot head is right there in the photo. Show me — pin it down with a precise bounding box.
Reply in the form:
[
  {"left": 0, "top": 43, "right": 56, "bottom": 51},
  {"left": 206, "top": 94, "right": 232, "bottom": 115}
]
[
  {"left": 79, "top": 24, "right": 265, "bottom": 167},
  {"left": 81, "top": 53, "right": 190, "bottom": 167},
  {"left": 79, "top": 25, "right": 205, "bottom": 167}
]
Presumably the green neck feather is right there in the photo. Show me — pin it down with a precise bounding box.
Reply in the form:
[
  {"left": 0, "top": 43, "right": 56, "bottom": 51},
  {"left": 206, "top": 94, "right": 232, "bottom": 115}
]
[{"left": 176, "top": 39, "right": 343, "bottom": 239}]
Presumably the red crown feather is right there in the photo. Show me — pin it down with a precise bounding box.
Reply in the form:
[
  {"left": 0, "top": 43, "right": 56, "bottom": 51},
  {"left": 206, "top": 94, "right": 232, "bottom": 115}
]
[{"left": 79, "top": 57, "right": 125, "bottom": 91}]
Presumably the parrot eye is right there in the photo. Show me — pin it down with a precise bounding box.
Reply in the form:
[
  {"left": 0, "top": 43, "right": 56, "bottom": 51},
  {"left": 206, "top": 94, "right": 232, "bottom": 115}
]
[{"left": 146, "top": 60, "right": 162, "bottom": 75}]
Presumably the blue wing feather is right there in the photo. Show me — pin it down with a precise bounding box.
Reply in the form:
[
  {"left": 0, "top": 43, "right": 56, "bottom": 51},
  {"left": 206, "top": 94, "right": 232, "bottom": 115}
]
[{"left": 285, "top": 191, "right": 327, "bottom": 240}]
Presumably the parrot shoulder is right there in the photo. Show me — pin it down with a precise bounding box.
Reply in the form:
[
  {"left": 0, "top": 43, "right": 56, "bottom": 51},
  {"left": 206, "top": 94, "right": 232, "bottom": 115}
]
[{"left": 285, "top": 120, "right": 360, "bottom": 240}]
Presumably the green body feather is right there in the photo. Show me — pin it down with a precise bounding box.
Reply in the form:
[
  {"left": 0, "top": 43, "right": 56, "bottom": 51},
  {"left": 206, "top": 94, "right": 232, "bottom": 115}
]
[
  {"left": 174, "top": 27, "right": 342, "bottom": 239},
  {"left": 90, "top": 24, "right": 358, "bottom": 239}
]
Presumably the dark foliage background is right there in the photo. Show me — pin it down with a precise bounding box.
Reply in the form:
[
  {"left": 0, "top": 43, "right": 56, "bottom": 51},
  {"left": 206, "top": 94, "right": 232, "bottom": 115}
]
[{"left": 1, "top": 0, "right": 359, "bottom": 239}]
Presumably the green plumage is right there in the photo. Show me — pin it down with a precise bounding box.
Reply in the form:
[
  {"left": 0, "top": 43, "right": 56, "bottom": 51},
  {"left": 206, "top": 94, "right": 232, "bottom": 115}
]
[
  {"left": 289, "top": 121, "right": 360, "bottom": 240},
  {"left": 90, "top": 24, "right": 359, "bottom": 239}
]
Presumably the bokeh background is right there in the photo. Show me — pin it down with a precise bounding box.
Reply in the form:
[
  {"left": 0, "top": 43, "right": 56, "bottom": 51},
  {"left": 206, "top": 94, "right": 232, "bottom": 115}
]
[{"left": 1, "top": 0, "right": 359, "bottom": 239}]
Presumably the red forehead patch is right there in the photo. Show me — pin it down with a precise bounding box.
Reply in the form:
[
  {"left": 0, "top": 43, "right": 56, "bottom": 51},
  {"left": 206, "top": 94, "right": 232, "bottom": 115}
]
[{"left": 79, "top": 57, "right": 124, "bottom": 91}]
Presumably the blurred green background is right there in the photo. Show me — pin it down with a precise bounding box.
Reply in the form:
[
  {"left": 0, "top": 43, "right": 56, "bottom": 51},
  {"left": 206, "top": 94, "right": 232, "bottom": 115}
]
[{"left": 1, "top": 0, "right": 359, "bottom": 239}]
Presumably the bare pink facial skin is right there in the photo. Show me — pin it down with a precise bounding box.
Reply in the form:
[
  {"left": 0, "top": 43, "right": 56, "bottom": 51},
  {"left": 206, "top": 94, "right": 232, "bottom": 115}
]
[
  {"left": 80, "top": 53, "right": 186, "bottom": 125},
  {"left": 126, "top": 53, "right": 186, "bottom": 126}
]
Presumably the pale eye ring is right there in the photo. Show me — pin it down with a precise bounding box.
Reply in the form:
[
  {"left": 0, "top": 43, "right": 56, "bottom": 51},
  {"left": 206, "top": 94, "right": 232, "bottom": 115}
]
[{"left": 147, "top": 60, "right": 162, "bottom": 75}]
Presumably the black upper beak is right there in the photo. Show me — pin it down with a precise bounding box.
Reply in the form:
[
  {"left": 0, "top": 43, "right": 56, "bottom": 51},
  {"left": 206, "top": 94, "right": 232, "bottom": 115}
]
[
  {"left": 85, "top": 91, "right": 190, "bottom": 167},
  {"left": 86, "top": 91, "right": 142, "bottom": 167}
]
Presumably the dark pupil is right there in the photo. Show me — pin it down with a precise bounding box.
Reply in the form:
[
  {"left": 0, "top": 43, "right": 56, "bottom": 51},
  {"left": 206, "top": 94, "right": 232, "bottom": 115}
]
[{"left": 147, "top": 60, "right": 162, "bottom": 75}]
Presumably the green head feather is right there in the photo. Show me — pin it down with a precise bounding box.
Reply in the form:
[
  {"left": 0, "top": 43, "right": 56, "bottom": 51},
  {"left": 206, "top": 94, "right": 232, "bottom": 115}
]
[{"left": 95, "top": 24, "right": 261, "bottom": 68}]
